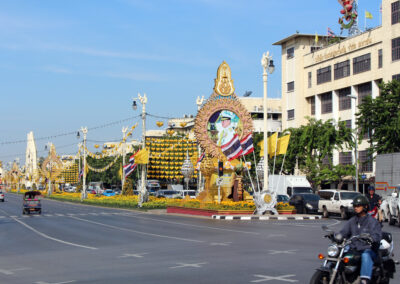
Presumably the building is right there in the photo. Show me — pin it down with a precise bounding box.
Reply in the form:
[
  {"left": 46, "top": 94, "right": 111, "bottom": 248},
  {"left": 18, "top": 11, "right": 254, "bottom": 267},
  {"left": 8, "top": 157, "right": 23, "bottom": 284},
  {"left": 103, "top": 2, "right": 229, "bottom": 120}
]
[
  {"left": 273, "top": 0, "right": 400, "bottom": 188},
  {"left": 239, "top": 97, "right": 282, "bottom": 133}
]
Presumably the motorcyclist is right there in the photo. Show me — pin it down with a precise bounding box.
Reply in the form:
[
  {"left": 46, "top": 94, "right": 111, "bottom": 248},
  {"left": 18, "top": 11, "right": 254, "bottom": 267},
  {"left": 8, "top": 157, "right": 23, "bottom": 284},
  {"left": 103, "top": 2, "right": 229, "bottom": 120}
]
[
  {"left": 366, "top": 185, "right": 382, "bottom": 211},
  {"left": 339, "top": 195, "right": 382, "bottom": 284}
]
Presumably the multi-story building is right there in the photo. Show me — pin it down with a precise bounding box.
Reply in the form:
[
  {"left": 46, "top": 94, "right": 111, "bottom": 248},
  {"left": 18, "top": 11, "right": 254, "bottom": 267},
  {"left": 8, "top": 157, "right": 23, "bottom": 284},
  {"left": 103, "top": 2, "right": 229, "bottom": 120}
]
[{"left": 273, "top": 0, "right": 400, "bottom": 189}]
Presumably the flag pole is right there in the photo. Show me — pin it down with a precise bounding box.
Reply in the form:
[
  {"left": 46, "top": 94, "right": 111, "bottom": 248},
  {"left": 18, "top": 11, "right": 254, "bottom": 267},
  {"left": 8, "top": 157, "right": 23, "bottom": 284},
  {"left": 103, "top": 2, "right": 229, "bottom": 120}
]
[
  {"left": 252, "top": 150, "right": 261, "bottom": 192},
  {"left": 364, "top": 10, "right": 366, "bottom": 31},
  {"left": 241, "top": 156, "right": 255, "bottom": 194}
]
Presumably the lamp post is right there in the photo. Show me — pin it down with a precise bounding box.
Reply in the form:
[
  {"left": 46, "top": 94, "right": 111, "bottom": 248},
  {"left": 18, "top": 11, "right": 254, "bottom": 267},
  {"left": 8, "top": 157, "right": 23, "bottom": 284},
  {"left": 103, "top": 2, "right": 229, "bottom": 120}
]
[
  {"left": 196, "top": 95, "right": 205, "bottom": 192},
  {"left": 347, "top": 94, "right": 359, "bottom": 192},
  {"left": 121, "top": 126, "right": 128, "bottom": 190},
  {"left": 261, "top": 51, "right": 275, "bottom": 191},
  {"left": 132, "top": 93, "right": 148, "bottom": 206},
  {"left": 78, "top": 127, "right": 88, "bottom": 200}
]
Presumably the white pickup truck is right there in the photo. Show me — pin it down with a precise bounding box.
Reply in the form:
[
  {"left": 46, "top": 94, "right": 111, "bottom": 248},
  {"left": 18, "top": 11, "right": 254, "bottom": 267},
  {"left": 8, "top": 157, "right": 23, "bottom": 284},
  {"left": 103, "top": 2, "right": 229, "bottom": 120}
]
[{"left": 318, "top": 189, "right": 362, "bottom": 219}]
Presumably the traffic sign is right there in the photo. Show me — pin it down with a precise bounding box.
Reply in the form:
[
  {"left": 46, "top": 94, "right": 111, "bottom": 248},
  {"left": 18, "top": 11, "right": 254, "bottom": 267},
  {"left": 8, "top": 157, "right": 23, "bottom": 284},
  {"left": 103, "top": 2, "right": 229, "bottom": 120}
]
[{"left": 361, "top": 174, "right": 366, "bottom": 180}]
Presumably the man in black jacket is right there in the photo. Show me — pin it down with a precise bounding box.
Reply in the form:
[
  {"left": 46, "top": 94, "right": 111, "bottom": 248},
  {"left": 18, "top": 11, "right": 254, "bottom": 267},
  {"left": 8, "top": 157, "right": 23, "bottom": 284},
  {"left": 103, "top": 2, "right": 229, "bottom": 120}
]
[
  {"left": 366, "top": 185, "right": 381, "bottom": 211},
  {"left": 339, "top": 195, "right": 382, "bottom": 284}
]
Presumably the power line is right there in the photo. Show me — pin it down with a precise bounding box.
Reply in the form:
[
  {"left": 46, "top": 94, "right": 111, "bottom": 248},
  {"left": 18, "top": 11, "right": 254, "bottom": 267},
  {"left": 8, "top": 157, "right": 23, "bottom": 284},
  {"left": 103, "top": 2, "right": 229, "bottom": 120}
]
[{"left": 0, "top": 115, "right": 141, "bottom": 146}]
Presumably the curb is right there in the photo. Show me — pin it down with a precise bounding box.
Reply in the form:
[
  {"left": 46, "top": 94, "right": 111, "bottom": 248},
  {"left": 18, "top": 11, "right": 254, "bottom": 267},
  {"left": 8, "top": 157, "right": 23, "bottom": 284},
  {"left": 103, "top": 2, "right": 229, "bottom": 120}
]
[{"left": 212, "top": 215, "right": 322, "bottom": 220}]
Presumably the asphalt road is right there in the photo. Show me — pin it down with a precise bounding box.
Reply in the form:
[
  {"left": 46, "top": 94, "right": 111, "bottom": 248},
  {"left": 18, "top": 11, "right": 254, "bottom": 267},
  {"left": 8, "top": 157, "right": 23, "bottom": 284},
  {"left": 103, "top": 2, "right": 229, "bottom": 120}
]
[{"left": 1, "top": 192, "right": 399, "bottom": 284}]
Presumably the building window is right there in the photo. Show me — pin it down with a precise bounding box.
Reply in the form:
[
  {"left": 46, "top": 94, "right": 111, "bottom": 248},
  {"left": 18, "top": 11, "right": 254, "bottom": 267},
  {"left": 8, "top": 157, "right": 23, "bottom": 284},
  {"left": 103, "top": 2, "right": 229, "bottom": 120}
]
[
  {"left": 320, "top": 92, "right": 332, "bottom": 114},
  {"left": 353, "top": 53, "right": 371, "bottom": 74},
  {"left": 339, "top": 152, "right": 352, "bottom": 165},
  {"left": 307, "top": 96, "right": 315, "bottom": 115},
  {"left": 392, "top": 37, "right": 400, "bottom": 61},
  {"left": 334, "top": 60, "right": 350, "bottom": 80},
  {"left": 317, "top": 66, "right": 332, "bottom": 85},
  {"left": 359, "top": 150, "right": 373, "bottom": 172},
  {"left": 338, "top": 87, "right": 351, "bottom": 110},
  {"left": 378, "top": 49, "right": 383, "bottom": 68},
  {"left": 287, "top": 47, "right": 294, "bottom": 59},
  {"left": 287, "top": 81, "right": 294, "bottom": 92},
  {"left": 311, "top": 46, "right": 321, "bottom": 53},
  {"left": 344, "top": 119, "right": 352, "bottom": 129},
  {"left": 393, "top": 1, "right": 400, "bottom": 25},
  {"left": 358, "top": 82, "right": 372, "bottom": 103},
  {"left": 287, "top": 109, "right": 295, "bottom": 120},
  {"left": 393, "top": 74, "right": 400, "bottom": 81},
  {"left": 308, "top": 72, "right": 312, "bottom": 88}
]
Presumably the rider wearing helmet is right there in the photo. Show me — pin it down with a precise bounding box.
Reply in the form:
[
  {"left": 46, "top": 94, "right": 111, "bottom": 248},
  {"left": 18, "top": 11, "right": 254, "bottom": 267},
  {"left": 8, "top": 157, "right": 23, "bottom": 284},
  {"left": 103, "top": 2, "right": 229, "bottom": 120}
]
[
  {"left": 339, "top": 195, "right": 382, "bottom": 284},
  {"left": 366, "top": 185, "right": 382, "bottom": 211}
]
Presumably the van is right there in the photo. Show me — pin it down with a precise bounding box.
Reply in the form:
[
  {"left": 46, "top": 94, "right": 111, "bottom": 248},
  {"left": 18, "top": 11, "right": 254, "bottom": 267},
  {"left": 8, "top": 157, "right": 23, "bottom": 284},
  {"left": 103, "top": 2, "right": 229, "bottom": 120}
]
[{"left": 269, "top": 175, "right": 313, "bottom": 197}]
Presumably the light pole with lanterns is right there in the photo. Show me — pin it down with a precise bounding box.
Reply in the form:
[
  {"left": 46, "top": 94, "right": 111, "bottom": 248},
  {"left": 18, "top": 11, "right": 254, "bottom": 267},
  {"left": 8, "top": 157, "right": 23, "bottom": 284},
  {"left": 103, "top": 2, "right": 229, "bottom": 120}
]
[
  {"left": 261, "top": 51, "right": 275, "bottom": 191},
  {"left": 132, "top": 93, "right": 148, "bottom": 206},
  {"left": 77, "top": 127, "right": 88, "bottom": 200}
]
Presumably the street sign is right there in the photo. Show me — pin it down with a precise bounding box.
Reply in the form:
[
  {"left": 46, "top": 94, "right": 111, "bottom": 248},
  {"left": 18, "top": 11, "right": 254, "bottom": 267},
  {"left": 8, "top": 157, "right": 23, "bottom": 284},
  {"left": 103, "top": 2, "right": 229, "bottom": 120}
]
[
  {"left": 216, "top": 177, "right": 223, "bottom": 186},
  {"left": 361, "top": 174, "right": 366, "bottom": 180}
]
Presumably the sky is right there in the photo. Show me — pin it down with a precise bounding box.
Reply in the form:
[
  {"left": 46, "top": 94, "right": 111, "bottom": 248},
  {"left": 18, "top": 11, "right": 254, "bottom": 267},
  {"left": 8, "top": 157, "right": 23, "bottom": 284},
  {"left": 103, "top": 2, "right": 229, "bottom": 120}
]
[{"left": 0, "top": 0, "right": 383, "bottom": 167}]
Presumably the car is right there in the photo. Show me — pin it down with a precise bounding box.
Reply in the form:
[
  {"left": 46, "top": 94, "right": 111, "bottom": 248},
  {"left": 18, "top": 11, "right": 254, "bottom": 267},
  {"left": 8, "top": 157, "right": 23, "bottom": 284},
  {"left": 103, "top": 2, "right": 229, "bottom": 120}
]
[
  {"left": 318, "top": 189, "right": 362, "bottom": 219},
  {"left": 182, "top": 190, "right": 197, "bottom": 199},
  {"left": 102, "top": 189, "right": 116, "bottom": 197},
  {"left": 22, "top": 191, "right": 42, "bottom": 214},
  {"left": 289, "top": 193, "right": 320, "bottom": 214},
  {"left": 155, "top": 190, "right": 182, "bottom": 199},
  {"left": 0, "top": 190, "right": 4, "bottom": 202},
  {"left": 277, "top": 194, "right": 290, "bottom": 204}
]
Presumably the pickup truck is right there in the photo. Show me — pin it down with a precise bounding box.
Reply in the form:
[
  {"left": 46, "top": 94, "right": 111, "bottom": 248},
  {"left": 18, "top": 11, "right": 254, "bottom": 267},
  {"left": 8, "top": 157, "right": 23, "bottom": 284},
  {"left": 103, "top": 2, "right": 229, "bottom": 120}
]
[{"left": 318, "top": 189, "right": 361, "bottom": 219}]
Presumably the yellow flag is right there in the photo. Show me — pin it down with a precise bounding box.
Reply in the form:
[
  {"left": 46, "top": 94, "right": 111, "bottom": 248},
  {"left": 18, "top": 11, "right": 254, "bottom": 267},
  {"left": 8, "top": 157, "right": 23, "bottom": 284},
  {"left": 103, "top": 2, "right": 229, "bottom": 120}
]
[
  {"left": 135, "top": 148, "right": 149, "bottom": 164},
  {"left": 258, "top": 140, "right": 265, "bottom": 157},
  {"left": 315, "top": 32, "right": 319, "bottom": 44},
  {"left": 268, "top": 132, "right": 278, "bottom": 158},
  {"left": 365, "top": 11, "right": 373, "bottom": 19},
  {"left": 276, "top": 134, "right": 291, "bottom": 155}
]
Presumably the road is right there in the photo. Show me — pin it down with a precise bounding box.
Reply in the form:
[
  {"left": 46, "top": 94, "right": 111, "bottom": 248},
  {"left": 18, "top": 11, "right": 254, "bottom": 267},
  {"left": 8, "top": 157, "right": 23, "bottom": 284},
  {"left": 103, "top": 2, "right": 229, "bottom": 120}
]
[{"left": 0, "top": 192, "right": 399, "bottom": 284}]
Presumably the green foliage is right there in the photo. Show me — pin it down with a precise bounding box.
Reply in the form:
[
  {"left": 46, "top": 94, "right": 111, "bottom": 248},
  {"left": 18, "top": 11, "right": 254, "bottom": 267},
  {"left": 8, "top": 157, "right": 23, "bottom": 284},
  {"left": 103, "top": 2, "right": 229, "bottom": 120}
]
[
  {"left": 122, "top": 178, "right": 133, "bottom": 195},
  {"left": 356, "top": 80, "right": 400, "bottom": 154}
]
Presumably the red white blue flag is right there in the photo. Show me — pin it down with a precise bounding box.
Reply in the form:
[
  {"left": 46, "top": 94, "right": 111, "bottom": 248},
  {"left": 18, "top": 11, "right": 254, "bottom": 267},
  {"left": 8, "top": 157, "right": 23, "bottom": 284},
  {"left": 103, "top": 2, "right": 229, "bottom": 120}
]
[
  {"left": 240, "top": 133, "right": 254, "bottom": 156},
  {"left": 327, "top": 27, "right": 336, "bottom": 38},
  {"left": 195, "top": 152, "right": 205, "bottom": 170},
  {"left": 123, "top": 162, "right": 137, "bottom": 178},
  {"left": 221, "top": 134, "right": 243, "bottom": 161}
]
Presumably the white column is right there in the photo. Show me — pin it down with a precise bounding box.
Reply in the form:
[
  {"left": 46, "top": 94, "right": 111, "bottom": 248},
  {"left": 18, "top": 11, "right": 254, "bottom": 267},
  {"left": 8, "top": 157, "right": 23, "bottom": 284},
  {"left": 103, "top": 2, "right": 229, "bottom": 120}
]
[
  {"left": 315, "top": 94, "right": 321, "bottom": 120},
  {"left": 332, "top": 90, "right": 339, "bottom": 124}
]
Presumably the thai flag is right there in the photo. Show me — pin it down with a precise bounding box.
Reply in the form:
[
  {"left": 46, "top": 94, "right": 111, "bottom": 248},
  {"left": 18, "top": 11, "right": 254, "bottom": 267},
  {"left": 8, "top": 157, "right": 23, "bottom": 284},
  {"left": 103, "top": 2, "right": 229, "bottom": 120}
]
[
  {"left": 195, "top": 153, "right": 205, "bottom": 170},
  {"left": 240, "top": 133, "right": 254, "bottom": 156},
  {"left": 78, "top": 164, "right": 83, "bottom": 181},
  {"left": 221, "top": 134, "right": 243, "bottom": 161},
  {"left": 327, "top": 27, "right": 336, "bottom": 38},
  {"left": 129, "top": 153, "right": 135, "bottom": 163},
  {"left": 123, "top": 162, "right": 137, "bottom": 178}
]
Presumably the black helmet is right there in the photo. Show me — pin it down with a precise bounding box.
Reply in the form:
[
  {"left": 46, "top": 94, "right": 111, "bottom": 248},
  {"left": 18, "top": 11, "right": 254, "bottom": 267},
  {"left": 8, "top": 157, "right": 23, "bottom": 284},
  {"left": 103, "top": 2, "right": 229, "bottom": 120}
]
[
  {"left": 368, "top": 185, "right": 375, "bottom": 191},
  {"left": 352, "top": 195, "right": 369, "bottom": 207}
]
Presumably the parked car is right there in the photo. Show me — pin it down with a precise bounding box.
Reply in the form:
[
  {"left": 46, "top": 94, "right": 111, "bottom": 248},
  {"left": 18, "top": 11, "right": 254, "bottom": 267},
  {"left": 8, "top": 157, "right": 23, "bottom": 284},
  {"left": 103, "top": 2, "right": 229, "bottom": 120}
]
[
  {"left": 182, "top": 190, "right": 197, "bottom": 199},
  {"left": 111, "top": 185, "right": 122, "bottom": 195},
  {"left": 277, "top": 194, "right": 290, "bottom": 204},
  {"left": 289, "top": 193, "right": 320, "bottom": 214},
  {"left": 0, "top": 190, "right": 5, "bottom": 202},
  {"left": 155, "top": 190, "right": 182, "bottom": 199},
  {"left": 102, "top": 189, "right": 116, "bottom": 197},
  {"left": 318, "top": 189, "right": 361, "bottom": 219}
]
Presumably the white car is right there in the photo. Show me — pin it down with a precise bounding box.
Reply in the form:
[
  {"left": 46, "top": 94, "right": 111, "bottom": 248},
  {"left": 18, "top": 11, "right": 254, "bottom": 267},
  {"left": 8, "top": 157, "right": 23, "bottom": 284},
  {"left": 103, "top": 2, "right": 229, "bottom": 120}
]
[{"left": 0, "top": 191, "right": 5, "bottom": 202}]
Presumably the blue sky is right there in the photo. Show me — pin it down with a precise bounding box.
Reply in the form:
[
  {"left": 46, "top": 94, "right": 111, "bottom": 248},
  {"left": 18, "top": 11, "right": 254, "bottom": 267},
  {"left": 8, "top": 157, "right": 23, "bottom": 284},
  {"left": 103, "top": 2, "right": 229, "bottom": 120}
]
[{"left": 0, "top": 0, "right": 382, "bottom": 166}]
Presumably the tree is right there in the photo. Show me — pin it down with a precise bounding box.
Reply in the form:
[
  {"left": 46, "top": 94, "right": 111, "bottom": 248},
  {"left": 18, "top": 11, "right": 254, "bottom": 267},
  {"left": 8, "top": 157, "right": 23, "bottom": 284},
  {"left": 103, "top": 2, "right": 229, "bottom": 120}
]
[
  {"left": 276, "top": 118, "right": 354, "bottom": 189},
  {"left": 356, "top": 80, "right": 400, "bottom": 154}
]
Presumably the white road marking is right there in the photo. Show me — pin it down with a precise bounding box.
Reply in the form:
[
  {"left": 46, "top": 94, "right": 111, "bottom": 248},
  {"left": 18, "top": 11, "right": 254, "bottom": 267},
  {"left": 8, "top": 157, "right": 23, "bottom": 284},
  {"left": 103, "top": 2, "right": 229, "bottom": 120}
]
[
  {"left": 89, "top": 213, "right": 98, "bottom": 216},
  {"left": 46, "top": 214, "right": 54, "bottom": 217},
  {"left": 0, "top": 267, "right": 31, "bottom": 275},
  {"left": 35, "top": 281, "right": 76, "bottom": 284},
  {"left": 267, "top": 249, "right": 297, "bottom": 255},
  {"left": 10, "top": 216, "right": 98, "bottom": 250},
  {"left": 10, "top": 215, "right": 17, "bottom": 218},
  {"left": 210, "top": 242, "right": 232, "bottom": 246},
  {"left": 70, "top": 216, "right": 204, "bottom": 243},
  {"left": 169, "top": 262, "right": 207, "bottom": 269},
  {"left": 117, "top": 213, "right": 259, "bottom": 235},
  {"left": 267, "top": 234, "right": 286, "bottom": 238},
  {"left": 0, "top": 216, "right": 5, "bottom": 218},
  {"left": 251, "top": 274, "right": 298, "bottom": 283},
  {"left": 118, "top": 253, "right": 148, "bottom": 258},
  {"left": 55, "top": 214, "right": 64, "bottom": 217}
]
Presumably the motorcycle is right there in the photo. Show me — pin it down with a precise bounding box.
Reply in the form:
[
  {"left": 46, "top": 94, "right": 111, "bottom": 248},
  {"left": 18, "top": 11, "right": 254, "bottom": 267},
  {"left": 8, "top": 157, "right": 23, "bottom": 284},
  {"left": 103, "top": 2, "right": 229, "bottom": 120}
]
[{"left": 310, "top": 225, "right": 397, "bottom": 284}]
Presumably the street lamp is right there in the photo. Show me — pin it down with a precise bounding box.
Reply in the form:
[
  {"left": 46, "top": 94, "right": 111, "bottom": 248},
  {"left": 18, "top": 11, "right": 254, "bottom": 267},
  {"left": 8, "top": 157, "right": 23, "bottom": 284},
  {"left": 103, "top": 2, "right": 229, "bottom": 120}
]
[
  {"left": 261, "top": 51, "right": 275, "bottom": 191},
  {"left": 77, "top": 127, "right": 88, "bottom": 200},
  {"left": 196, "top": 96, "right": 205, "bottom": 192},
  {"left": 132, "top": 93, "right": 147, "bottom": 206},
  {"left": 347, "top": 94, "right": 359, "bottom": 192}
]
